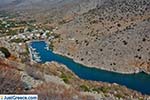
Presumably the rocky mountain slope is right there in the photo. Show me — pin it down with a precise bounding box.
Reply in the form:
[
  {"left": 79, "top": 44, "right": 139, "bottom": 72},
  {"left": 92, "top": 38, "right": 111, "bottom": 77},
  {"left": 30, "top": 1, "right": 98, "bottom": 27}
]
[
  {"left": 0, "top": 0, "right": 105, "bottom": 23},
  {"left": 0, "top": 57, "right": 150, "bottom": 100},
  {"left": 53, "top": 0, "right": 150, "bottom": 73}
]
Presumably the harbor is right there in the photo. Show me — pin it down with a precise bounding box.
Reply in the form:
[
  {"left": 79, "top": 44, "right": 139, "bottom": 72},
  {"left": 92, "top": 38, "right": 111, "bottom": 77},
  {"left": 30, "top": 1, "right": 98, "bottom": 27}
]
[{"left": 29, "top": 40, "right": 150, "bottom": 95}]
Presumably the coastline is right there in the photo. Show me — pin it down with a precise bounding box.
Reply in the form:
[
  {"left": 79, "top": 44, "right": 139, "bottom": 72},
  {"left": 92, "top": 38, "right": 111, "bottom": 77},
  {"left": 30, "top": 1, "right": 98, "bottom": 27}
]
[
  {"left": 53, "top": 50, "right": 142, "bottom": 75},
  {"left": 28, "top": 40, "right": 148, "bottom": 75},
  {"left": 28, "top": 40, "right": 150, "bottom": 94},
  {"left": 27, "top": 42, "right": 34, "bottom": 63},
  {"left": 27, "top": 41, "right": 39, "bottom": 64}
]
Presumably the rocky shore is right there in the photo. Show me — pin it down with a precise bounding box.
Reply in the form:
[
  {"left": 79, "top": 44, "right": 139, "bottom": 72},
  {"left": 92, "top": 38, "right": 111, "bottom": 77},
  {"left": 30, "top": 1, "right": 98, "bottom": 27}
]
[{"left": 53, "top": 50, "right": 142, "bottom": 74}]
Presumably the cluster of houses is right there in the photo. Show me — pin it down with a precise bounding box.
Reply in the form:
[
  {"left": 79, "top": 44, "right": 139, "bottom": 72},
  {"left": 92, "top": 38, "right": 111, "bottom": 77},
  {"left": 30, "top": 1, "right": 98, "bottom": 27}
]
[
  {"left": 1, "top": 29, "right": 55, "bottom": 42},
  {"left": 0, "top": 15, "right": 58, "bottom": 41}
]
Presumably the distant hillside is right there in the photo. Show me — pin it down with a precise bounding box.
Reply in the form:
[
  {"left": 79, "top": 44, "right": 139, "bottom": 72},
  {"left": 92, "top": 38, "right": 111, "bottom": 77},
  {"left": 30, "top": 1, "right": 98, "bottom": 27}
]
[
  {"left": 0, "top": 0, "right": 14, "bottom": 6},
  {"left": 0, "top": 0, "right": 105, "bottom": 23}
]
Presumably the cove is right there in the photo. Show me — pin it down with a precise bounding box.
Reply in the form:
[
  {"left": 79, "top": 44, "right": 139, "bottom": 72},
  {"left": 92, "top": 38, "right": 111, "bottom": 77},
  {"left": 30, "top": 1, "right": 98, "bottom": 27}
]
[{"left": 30, "top": 41, "right": 150, "bottom": 95}]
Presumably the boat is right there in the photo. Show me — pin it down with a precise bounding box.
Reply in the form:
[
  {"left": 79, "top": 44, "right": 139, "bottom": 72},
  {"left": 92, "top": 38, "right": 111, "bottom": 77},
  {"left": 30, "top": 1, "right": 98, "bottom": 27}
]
[
  {"left": 33, "top": 54, "right": 41, "bottom": 59},
  {"left": 30, "top": 47, "right": 36, "bottom": 51},
  {"left": 44, "top": 46, "right": 49, "bottom": 50},
  {"left": 33, "top": 51, "right": 39, "bottom": 55},
  {"left": 35, "top": 58, "right": 41, "bottom": 62}
]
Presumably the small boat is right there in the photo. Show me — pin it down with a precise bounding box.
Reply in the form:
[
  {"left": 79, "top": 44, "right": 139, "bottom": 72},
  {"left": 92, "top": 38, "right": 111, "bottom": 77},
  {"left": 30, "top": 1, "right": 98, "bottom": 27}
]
[
  {"left": 44, "top": 46, "right": 49, "bottom": 50},
  {"left": 33, "top": 51, "right": 39, "bottom": 55},
  {"left": 33, "top": 54, "right": 41, "bottom": 59},
  {"left": 35, "top": 58, "right": 41, "bottom": 62},
  {"left": 35, "top": 56, "right": 41, "bottom": 59},
  {"left": 31, "top": 47, "right": 36, "bottom": 51}
]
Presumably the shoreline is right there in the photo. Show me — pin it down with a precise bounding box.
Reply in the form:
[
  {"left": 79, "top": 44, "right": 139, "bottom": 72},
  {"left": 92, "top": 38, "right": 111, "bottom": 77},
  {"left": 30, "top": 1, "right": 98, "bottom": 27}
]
[
  {"left": 53, "top": 50, "right": 143, "bottom": 75},
  {"left": 28, "top": 40, "right": 148, "bottom": 75},
  {"left": 27, "top": 42, "right": 34, "bottom": 63},
  {"left": 28, "top": 40, "right": 150, "bottom": 94},
  {"left": 27, "top": 41, "right": 39, "bottom": 64}
]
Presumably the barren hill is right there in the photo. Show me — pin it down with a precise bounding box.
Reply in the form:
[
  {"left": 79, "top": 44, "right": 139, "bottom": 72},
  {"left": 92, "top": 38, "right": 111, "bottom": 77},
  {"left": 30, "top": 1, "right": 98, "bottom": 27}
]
[
  {"left": 53, "top": 0, "right": 150, "bottom": 73},
  {"left": 0, "top": 0, "right": 105, "bottom": 23}
]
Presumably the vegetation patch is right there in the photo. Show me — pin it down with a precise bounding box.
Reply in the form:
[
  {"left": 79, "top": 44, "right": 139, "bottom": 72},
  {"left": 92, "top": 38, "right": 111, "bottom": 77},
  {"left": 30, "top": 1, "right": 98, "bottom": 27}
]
[
  {"left": 80, "top": 84, "right": 91, "bottom": 92},
  {"left": 0, "top": 47, "right": 11, "bottom": 58},
  {"left": 60, "top": 72, "right": 70, "bottom": 84}
]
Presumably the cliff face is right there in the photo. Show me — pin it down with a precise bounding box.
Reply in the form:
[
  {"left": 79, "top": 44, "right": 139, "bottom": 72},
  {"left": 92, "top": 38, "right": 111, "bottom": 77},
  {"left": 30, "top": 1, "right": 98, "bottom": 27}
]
[{"left": 53, "top": 0, "right": 150, "bottom": 73}]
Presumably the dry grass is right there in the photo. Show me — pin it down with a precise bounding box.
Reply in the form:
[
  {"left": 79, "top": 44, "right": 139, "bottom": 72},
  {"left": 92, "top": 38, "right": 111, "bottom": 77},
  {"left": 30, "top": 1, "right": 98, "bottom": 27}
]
[
  {"left": 0, "top": 60, "right": 24, "bottom": 94},
  {"left": 29, "top": 82, "right": 95, "bottom": 100}
]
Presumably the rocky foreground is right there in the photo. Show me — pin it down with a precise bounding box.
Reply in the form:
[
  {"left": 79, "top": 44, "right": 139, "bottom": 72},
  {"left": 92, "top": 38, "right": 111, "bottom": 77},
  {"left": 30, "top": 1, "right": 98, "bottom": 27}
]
[
  {"left": 0, "top": 57, "right": 150, "bottom": 100},
  {"left": 53, "top": 0, "right": 150, "bottom": 74}
]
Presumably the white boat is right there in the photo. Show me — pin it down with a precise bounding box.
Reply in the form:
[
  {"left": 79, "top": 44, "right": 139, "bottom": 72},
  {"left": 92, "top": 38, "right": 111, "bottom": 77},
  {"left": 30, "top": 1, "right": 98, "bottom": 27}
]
[
  {"left": 44, "top": 46, "right": 49, "bottom": 50},
  {"left": 33, "top": 54, "right": 41, "bottom": 59},
  {"left": 33, "top": 51, "right": 39, "bottom": 55},
  {"left": 35, "top": 58, "right": 41, "bottom": 62},
  {"left": 35, "top": 56, "right": 41, "bottom": 59},
  {"left": 32, "top": 48, "right": 36, "bottom": 51},
  {"left": 30, "top": 47, "right": 36, "bottom": 51}
]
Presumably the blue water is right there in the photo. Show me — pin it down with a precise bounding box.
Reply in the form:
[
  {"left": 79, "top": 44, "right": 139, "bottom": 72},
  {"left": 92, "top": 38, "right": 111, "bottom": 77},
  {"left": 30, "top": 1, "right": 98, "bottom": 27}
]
[{"left": 30, "top": 41, "right": 150, "bottom": 95}]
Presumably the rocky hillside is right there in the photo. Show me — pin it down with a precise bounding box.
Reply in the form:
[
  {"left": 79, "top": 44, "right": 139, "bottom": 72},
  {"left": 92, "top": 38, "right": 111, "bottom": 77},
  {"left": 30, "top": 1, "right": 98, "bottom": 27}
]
[
  {"left": 0, "top": 0, "right": 105, "bottom": 23},
  {"left": 53, "top": 0, "right": 150, "bottom": 73},
  {"left": 0, "top": 58, "right": 150, "bottom": 99}
]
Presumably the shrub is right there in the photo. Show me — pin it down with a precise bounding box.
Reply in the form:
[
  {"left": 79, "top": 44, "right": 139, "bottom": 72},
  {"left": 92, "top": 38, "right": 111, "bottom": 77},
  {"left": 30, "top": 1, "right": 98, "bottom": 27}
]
[
  {"left": 80, "top": 84, "right": 90, "bottom": 92},
  {"left": 0, "top": 47, "right": 11, "bottom": 58},
  {"left": 92, "top": 88, "right": 100, "bottom": 93},
  {"left": 100, "top": 87, "right": 109, "bottom": 93},
  {"left": 60, "top": 73, "right": 69, "bottom": 83},
  {"left": 115, "top": 93, "right": 125, "bottom": 99},
  {"left": 10, "top": 38, "right": 26, "bottom": 43}
]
